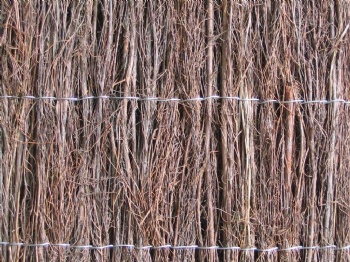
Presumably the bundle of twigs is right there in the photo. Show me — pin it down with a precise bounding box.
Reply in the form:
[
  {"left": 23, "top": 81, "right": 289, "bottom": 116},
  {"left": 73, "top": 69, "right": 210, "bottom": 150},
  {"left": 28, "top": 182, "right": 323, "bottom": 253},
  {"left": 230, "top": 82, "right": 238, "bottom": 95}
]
[{"left": 1, "top": 1, "right": 350, "bottom": 261}]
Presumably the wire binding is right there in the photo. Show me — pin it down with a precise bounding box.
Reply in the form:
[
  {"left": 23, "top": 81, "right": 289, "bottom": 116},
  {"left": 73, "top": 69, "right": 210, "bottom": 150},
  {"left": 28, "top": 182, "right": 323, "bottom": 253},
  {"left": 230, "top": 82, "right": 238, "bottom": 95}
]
[
  {"left": 0, "top": 95, "right": 349, "bottom": 104},
  {"left": 0, "top": 242, "right": 348, "bottom": 252}
]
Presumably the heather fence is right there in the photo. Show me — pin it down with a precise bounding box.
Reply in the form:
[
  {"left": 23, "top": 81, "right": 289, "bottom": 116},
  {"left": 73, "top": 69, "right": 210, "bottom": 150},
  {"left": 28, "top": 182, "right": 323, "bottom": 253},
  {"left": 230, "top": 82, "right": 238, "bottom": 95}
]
[{"left": 1, "top": 1, "right": 350, "bottom": 261}]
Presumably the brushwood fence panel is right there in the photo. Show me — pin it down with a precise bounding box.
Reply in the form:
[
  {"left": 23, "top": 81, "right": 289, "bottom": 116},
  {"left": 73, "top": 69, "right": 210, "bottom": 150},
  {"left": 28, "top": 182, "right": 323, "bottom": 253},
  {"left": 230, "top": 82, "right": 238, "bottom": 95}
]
[{"left": 1, "top": 1, "right": 350, "bottom": 261}]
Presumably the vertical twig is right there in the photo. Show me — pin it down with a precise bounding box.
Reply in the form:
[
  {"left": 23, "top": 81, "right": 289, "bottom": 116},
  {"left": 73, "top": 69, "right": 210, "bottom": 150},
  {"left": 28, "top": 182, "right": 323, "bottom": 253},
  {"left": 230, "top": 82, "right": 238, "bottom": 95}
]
[{"left": 204, "top": 0, "right": 216, "bottom": 260}]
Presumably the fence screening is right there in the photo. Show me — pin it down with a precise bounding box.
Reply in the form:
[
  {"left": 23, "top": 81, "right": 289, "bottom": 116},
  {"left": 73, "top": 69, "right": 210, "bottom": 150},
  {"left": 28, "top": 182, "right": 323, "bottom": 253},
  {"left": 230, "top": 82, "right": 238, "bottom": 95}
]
[{"left": 1, "top": 1, "right": 350, "bottom": 261}]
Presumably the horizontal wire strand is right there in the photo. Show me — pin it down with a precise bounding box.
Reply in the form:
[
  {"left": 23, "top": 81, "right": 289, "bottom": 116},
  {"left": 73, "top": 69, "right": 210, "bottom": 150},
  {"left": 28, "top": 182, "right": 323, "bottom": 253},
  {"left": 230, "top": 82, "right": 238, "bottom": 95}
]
[
  {"left": 0, "top": 242, "right": 348, "bottom": 252},
  {"left": 0, "top": 95, "right": 349, "bottom": 104}
]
